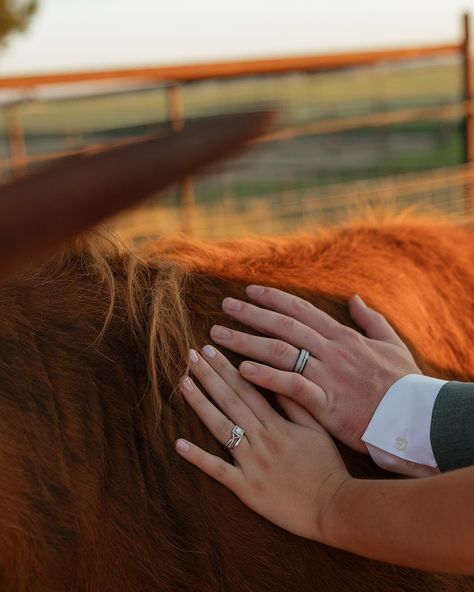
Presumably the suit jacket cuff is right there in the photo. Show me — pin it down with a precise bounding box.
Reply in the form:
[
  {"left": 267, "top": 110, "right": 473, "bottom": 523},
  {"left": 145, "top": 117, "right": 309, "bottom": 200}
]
[{"left": 430, "top": 381, "right": 474, "bottom": 472}]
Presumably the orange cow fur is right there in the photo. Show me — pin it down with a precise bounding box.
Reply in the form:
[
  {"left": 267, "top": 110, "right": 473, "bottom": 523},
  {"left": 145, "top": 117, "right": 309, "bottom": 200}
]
[{"left": 0, "top": 214, "right": 473, "bottom": 591}]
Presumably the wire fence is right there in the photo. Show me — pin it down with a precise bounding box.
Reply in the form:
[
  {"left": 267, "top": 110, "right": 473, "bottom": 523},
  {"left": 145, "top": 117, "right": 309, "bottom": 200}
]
[
  {"left": 0, "top": 60, "right": 464, "bottom": 169},
  {"left": 1, "top": 14, "right": 473, "bottom": 238},
  {"left": 110, "top": 163, "right": 474, "bottom": 241}
]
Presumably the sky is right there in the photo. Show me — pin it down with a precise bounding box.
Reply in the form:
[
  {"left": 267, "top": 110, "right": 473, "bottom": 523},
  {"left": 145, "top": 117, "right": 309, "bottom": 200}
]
[{"left": 0, "top": 0, "right": 474, "bottom": 75}]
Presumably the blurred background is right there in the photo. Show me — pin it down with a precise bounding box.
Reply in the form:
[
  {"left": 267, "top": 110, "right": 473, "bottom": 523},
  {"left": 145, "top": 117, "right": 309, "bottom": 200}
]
[{"left": 1, "top": 0, "right": 474, "bottom": 240}]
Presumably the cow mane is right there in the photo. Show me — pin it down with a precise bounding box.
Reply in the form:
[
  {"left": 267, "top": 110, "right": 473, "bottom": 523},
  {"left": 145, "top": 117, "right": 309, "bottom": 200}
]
[
  {"left": 21, "top": 209, "right": 474, "bottom": 419},
  {"left": 17, "top": 229, "right": 194, "bottom": 422},
  {"left": 4, "top": 209, "right": 468, "bottom": 434}
]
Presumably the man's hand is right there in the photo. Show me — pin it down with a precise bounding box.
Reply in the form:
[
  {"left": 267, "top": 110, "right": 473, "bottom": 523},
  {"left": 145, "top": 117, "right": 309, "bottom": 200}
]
[{"left": 209, "top": 285, "right": 421, "bottom": 454}]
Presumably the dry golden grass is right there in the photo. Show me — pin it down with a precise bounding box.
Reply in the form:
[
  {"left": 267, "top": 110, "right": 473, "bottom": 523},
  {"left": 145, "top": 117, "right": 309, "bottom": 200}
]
[{"left": 110, "top": 163, "right": 474, "bottom": 242}]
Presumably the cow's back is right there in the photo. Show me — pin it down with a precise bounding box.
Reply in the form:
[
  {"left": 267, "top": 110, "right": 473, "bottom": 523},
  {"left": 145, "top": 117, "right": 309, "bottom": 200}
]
[{"left": 0, "top": 216, "right": 472, "bottom": 591}]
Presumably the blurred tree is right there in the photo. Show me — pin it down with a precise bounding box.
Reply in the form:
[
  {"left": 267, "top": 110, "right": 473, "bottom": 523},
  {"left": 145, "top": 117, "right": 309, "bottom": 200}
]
[{"left": 0, "top": 0, "right": 38, "bottom": 46}]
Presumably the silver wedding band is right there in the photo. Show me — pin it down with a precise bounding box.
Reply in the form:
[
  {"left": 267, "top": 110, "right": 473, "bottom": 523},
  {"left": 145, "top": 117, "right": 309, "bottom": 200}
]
[
  {"left": 292, "top": 348, "right": 309, "bottom": 374},
  {"left": 224, "top": 425, "right": 245, "bottom": 451}
]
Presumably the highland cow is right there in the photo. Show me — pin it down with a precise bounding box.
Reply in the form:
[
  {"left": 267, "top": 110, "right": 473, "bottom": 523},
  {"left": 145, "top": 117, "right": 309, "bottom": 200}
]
[{"left": 0, "top": 214, "right": 473, "bottom": 591}]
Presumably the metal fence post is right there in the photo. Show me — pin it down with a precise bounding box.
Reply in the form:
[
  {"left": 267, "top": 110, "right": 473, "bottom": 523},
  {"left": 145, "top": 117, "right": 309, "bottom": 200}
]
[
  {"left": 462, "top": 12, "right": 474, "bottom": 215},
  {"left": 4, "top": 102, "right": 28, "bottom": 176},
  {"left": 167, "top": 83, "right": 195, "bottom": 236}
]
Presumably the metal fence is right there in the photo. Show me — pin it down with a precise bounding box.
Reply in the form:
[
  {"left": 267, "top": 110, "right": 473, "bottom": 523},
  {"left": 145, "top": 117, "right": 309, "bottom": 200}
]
[
  {"left": 1, "top": 13, "right": 473, "bottom": 238},
  {"left": 110, "top": 163, "right": 474, "bottom": 240}
]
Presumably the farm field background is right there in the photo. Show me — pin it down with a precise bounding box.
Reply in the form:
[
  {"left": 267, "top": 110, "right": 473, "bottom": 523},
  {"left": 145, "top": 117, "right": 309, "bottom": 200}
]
[
  {"left": 1, "top": 58, "right": 469, "bottom": 239},
  {"left": 1, "top": 61, "right": 463, "bottom": 173},
  {"left": 1, "top": 61, "right": 461, "bottom": 132}
]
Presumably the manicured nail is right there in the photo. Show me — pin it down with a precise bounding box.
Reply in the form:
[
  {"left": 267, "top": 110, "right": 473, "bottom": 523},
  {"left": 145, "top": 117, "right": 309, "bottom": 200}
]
[
  {"left": 240, "top": 361, "right": 259, "bottom": 376},
  {"left": 211, "top": 325, "right": 232, "bottom": 340},
  {"left": 180, "top": 377, "right": 194, "bottom": 393},
  {"left": 222, "top": 297, "right": 242, "bottom": 312},
  {"left": 202, "top": 345, "right": 217, "bottom": 359},
  {"left": 189, "top": 349, "right": 199, "bottom": 363},
  {"left": 246, "top": 285, "right": 265, "bottom": 297},
  {"left": 175, "top": 439, "right": 191, "bottom": 453}
]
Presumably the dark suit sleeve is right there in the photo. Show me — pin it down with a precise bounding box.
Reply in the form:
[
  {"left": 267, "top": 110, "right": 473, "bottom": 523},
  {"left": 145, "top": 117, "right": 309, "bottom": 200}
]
[{"left": 430, "top": 382, "right": 474, "bottom": 472}]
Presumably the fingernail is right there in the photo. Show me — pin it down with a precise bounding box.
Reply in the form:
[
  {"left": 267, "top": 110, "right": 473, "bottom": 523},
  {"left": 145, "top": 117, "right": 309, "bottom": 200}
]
[
  {"left": 211, "top": 325, "right": 231, "bottom": 340},
  {"left": 240, "top": 361, "right": 258, "bottom": 376},
  {"left": 202, "top": 345, "right": 217, "bottom": 359},
  {"left": 175, "top": 439, "right": 190, "bottom": 453},
  {"left": 180, "top": 377, "right": 194, "bottom": 392},
  {"left": 223, "top": 297, "right": 242, "bottom": 312},
  {"left": 246, "top": 285, "right": 265, "bottom": 297},
  {"left": 354, "top": 294, "right": 366, "bottom": 307},
  {"left": 189, "top": 349, "right": 199, "bottom": 363}
]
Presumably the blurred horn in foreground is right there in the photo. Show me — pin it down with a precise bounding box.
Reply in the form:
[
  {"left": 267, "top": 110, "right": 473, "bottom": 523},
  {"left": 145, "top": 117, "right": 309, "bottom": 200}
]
[{"left": 0, "top": 109, "right": 276, "bottom": 279}]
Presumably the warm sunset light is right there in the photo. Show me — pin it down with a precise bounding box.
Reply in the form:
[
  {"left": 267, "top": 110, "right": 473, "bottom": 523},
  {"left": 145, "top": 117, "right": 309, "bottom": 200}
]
[{"left": 0, "top": 3, "right": 473, "bottom": 590}]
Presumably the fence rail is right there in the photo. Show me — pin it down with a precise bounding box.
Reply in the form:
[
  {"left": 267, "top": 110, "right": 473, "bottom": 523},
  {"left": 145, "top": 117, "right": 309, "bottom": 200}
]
[
  {"left": 0, "top": 43, "right": 461, "bottom": 89},
  {"left": 0, "top": 13, "right": 473, "bottom": 231}
]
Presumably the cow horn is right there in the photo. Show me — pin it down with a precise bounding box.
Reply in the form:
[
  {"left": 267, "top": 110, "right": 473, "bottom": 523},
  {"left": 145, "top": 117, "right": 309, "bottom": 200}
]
[{"left": 0, "top": 109, "right": 276, "bottom": 279}]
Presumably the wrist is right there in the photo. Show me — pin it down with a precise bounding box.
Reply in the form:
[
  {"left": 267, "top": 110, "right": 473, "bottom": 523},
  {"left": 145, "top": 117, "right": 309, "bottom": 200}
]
[{"left": 313, "top": 470, "right": 354, "bottom": 545}]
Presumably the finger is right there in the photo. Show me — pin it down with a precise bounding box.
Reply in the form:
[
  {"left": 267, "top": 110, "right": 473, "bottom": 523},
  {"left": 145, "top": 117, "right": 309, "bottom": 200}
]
[
  {"left": 239, "top": 361, "right": 328, "bottom": 418},
  {"left": 179, "top": 375, "right": 252, "bottom": 452},
  {"left": 244, "top": 285, "right": 342, "bottom": 340},
  {"left": 221, "top": 297, "right": 328, "bottom": 359},
  {"left": 210, "top": 325, "right": 325, "bottom": 377},
  {"left": 200, "top": 344, "right": 280, "bottom": 426},
  {"left": 175, "top": 438, "right": 242, "bottom": 490},
  {"left": 275, "top": 395, "right": 321, "bottom": 429},
  {"left": 349, "top": 295, "right": 406, "bottom": 347},
  {"left": 188, "top": 349, "right": 261, "bottom": 435}
]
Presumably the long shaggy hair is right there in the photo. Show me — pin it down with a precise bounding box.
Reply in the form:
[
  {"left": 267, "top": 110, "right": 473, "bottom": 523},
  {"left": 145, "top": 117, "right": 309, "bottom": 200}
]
[{"left": 0, "top": 214, "right": 473, "bottom": 591}]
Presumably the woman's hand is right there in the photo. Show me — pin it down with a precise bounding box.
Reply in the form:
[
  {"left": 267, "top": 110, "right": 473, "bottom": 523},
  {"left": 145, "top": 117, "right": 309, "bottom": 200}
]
[
  {"left": 175, "top": 345, "right": 350, "bottom": 541},
  {"left": 209, "top": 286, "right": 421, "bottom": 454}
]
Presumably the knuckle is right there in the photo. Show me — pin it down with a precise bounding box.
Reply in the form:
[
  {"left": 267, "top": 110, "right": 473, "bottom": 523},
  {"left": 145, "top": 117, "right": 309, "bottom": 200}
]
[
  {"left": 337, "top": 325, "right": 364, "bottom": 347},
  {"left": 332, "top": 342, "right": 352, "bottom": 363},
  {"left": 258, "top": 428, "right": 282, "bottom": 458},
  {"left": 346, "top": 327, "right": 364, "bottom": 344},
  {"left": 266, "top": 287, "right": 286, "bottom": 306},
  {"left": 212, "top": 353, "right": 228, "bottom": 372},
  {"left": 277, "top": 314, "right": 298, "bottom": 332},
  {"left": 325, "top": 397, "right": 338, "bottom": 417},
  {"left": 225, "top": 392, "right": 241, "bottom": 412},
  {"left": 193, "top": 393, "right": 206, "bottom": 411},
  {"left": 291, "top": 297, "right": 312, "bottom": 314},
  {"left": 249, "top": 477, "right": 266, "bottom": 495},
  {"left": 228, "top": 330, "right": 241, "bottom": 345},
  {"left": 238, "top": 377, "right": 256, "bottom": 396},
  {"left": 253, "top": 447, "right": 273, "bottom": 472},
  {"left": 215, "top": 461, "right": 228, "bottom": 480},
  {"left": 291, "top": 373, "right": 307, "bottom": 398},
  {"left": 263, "top": 287, "right": 277, "bottom": 302},
  {"left": 199, "top": 362, "right": 213, "bottom": 378},
  {"left": 264, "top": 369, "right": 278, "bottom": 389},
  {"left": 270, "top": 339, "right": 290, "bottom": 360},
  {"left": 337, "top": 324, "right": 354, "bottom": 339},
  {"left": 220, "top": 417, "right": 232, "bottom": 439}
]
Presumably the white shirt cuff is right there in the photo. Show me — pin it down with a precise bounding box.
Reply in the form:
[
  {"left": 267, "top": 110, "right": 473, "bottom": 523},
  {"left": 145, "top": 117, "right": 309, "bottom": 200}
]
[{"left": 362, "top": 374, "right": 446, "bottom": 477}]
